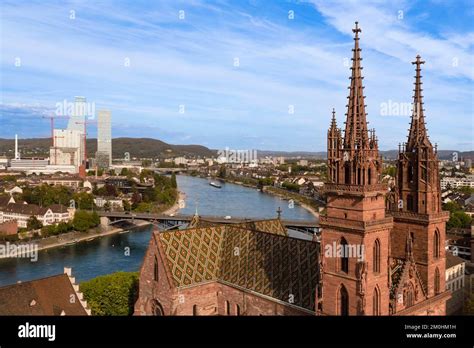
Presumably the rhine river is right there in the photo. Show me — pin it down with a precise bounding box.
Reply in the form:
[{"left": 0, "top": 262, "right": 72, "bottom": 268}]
[{"left": 0, "top": 175, "right": 316, "bottom": 286}]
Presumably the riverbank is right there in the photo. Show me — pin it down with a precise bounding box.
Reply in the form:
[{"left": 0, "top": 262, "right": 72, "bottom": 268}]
[
  {"left": 162, "top": 191, "right": 185, "bottom": 215},
  {"left": 262, "top": 186, "right": 320, "bottom": 219},
  {"left": 0, "top": 220, "right": 151, "bottom": 257}
]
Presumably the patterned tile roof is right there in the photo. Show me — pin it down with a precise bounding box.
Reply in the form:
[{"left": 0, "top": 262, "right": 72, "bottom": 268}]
[
  {"left": 188, "top": 215, "right": 288, "bottom": 236},
  {"left": 157, "top": 221, "right": 319, "bottom": 311}
]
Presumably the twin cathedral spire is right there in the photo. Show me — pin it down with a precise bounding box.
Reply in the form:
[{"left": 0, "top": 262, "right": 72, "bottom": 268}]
[{"left": 327, "top": 22, "right": 439, "bottom": 213}]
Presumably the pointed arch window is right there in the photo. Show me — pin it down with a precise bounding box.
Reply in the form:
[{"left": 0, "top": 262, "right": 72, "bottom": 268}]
[
  {"left": 373, "top": 287, "right": 380, "bottom": 315},
  {"left": 345, "top": 164, "right": 351, "bottom": 184},
  {"left": 340, "top": 238, "right": 349, "bottom": 273},
  {"left": 407, "top": 194, "right": 414, "bottom": 211},
  {"left": 373, "top": 239, "right": 381, "bottom": 274},
  {"left": 433, "top": 229, "right": 440, "bottom": 259},
  {"left": 339, "top": 285, "right": 349, "bottom": 316},
  {"left": 404, "top": 285, "right": 415, "bottom": 307}
]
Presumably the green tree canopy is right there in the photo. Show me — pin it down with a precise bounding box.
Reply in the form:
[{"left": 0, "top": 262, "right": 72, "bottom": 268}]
[
  {"left": 80, "top": 272, "right": 139, "bottom": 316},
  {"left": 26, "top": 216, "right": 43, "bottom": 231}
]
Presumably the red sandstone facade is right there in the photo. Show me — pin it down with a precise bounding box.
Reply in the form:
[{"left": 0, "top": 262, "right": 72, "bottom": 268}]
[{"left": 320, "top": 22, "right": 450, "bottom": 316}]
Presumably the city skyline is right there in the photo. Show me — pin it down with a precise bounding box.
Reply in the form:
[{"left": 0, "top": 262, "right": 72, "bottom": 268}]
[{"left": 1, "top": 0, "right": 473, "bottom": 152}]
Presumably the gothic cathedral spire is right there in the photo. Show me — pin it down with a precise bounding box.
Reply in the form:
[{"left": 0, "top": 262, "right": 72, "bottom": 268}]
[
  {"left": 327, "top": 22, "right": 381, "bottom": 186},
  {"left": 396, "top": 55, "right": 441, "bottom": 214},
  {"left": 406, "top": 55, "right": 430, "bottom": 151}
]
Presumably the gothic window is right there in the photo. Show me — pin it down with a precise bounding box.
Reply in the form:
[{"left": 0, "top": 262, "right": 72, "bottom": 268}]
[
  {"left": 373, "top": 287, "right": 380, "bottom": 315},
  {"left": 339, "top": 285, "right": 349, "bottom": 316},
  {"left": 193, "top": 305, "right": 198, "bottom": 316},
  {"left": 154, "top": 256, "right": 159, "bottom": 282},
  {"left": 433, "top": 229, "right": 440, "bottom": 259},
  {"left": 345, "top": 164, "right": 351, "bottom": 184},
  {"left": 373, "top": 239, "right": 381, "bottom": 274},
  {"left": 225, "top": 301, "right": 230, "bottom": 315},
  {"left": 368, "top": 168, "right": 372, "bottom": 184},
  {"left": 435, "top": 268, "right": 440, "bottom": 295},
  {"left": 404, "top": 285, "right": 414, "bottom": 307},
  {"left": 407, "top": 194, "right": 414, "bottom": 211},
  {"left": 235, "top": 304, "right": 241, "bottom": 316},
  {"left": 152, "top": 300, "right": 164, "bottom": 316},
  {"left": 408, "top": 164, "right": 414, "bottom": 182},
  {"left": 340, "top": 238, "right": 349, "bottom": 273}
]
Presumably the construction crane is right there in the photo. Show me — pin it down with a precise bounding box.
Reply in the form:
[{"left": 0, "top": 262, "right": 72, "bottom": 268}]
[{"left": 42, "top": 114, "right": 70, "bottom": 146}]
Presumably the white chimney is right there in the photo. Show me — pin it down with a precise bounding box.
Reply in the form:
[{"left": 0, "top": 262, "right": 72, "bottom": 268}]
[{"left": 15, "top": 134, "right": 19, "bottom": 160}]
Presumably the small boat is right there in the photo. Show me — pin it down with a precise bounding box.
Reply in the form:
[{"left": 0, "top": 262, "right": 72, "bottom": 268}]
[
  {"left": 64, "top": 240, "right": 77, "bottom": 246},
  {"left": 85, "top": 237, "right": 95, "bottom": 242},
  {"left": 209, "top": 182, "right": 222, "bottom": 188},
  {"left": 119, "top": 229, "right": 130, "bottom": 234}
]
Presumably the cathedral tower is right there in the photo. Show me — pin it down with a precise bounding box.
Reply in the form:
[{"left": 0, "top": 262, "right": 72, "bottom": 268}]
[
  {"left": 390, "top": 56, "right": 450, "bottom": 314},
  {"left": 321, "top": 22, "right": 392, "bottom": 315}
]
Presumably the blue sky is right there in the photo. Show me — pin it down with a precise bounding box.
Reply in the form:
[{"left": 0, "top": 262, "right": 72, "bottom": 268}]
[{"left": 1, "top": 0, "right": 473, "bottom": 151}]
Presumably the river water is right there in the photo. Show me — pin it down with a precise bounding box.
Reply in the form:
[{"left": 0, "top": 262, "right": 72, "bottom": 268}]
[{"left": 0, "top": 175, "right": 315, "bottom": 286}]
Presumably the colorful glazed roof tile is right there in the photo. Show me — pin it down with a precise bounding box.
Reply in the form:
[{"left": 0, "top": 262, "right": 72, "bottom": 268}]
[{"left": 157, "top": 220, "right": 318, "bottom": 311}]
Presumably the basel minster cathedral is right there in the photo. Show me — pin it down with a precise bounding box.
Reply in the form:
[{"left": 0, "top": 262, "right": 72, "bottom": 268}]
[{"left": 135, "top": 22, "right": 450, "bottom": 316}]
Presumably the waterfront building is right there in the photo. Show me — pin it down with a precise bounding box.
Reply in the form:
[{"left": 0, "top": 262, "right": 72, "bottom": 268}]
[
  {"left": 0, "top": 203, "right": 73, "bottom": 228},
  {"left": 96, "top": 109, "right": 112, "bottom": 169}
]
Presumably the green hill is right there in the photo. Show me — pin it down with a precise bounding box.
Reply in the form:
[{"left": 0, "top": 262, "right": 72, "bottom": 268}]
[{"left": 0, "top": 137, "right": 215, "bottom": 159}]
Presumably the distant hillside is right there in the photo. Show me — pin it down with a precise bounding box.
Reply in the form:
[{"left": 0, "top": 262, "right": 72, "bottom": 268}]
[
  {"left": 0, "top": 137, "right": 215, "bottom": 159},
  {"left": 255, "top": 150, "right": 326, "bottom": 159},
  {"left": 0, "top": 137, "right": 471, "bottom": 161},
  {"left": 256, "top": 150, "right": 474, "bottom": 161}
]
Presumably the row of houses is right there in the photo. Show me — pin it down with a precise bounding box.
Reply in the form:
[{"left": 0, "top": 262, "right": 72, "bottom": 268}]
[{"left": 0, "top": 196, "right": 73, "bottom": 229}]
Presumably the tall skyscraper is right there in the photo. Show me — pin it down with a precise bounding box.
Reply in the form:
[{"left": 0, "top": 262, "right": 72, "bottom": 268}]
[
  {"left": 66, "top": 96, "right": 87, "bottom": 133},
  {"left": 96, "top": 109, "right": 112, "bottom": 169}
]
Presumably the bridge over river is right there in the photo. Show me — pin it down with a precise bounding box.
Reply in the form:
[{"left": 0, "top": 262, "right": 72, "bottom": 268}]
[{"left": 98, "top": 211, "right": 320, "bottom": 234}]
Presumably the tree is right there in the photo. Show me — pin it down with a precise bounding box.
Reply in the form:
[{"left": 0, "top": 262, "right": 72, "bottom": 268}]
[
  {"left": 465, "top": 293, "right": 474, "bottom": 315},
  {"left": 72, "top": 210, "right": 100, "bottom": 232},
  {"left": 123, "top": 200, "right": 131, "bottom": 212},
  {"left": 282, "top": 181, "right": 300, "bottom": 192},
  {"left": 171, "top": 172, "right": 177, "bottom": 188},
  {"left": 80, "top": 272, "right": 139, "bottom": 316},
  {"left": 383, "top": 166, "right": 396, "bottom": 177},
  {"left": 103, "top": 201, "right": 111, "bottom": 212},
  {"left": 452, "top": 211, "right": 472, "bottom": 228},
  {"left": 72, "top": 192, "right": 95, "bottom": 210},
  {"left": 27, "top": 216, "right": 43, "bottom": 231},
  {"left": 457, "top": 186, "right": 474, "bottom": 195},
  {"left": 443, "top": 201, "right": 461, "bottom": 213},
  {"left": 218, "top": 165, "right": 226, "bottom": 178}
]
